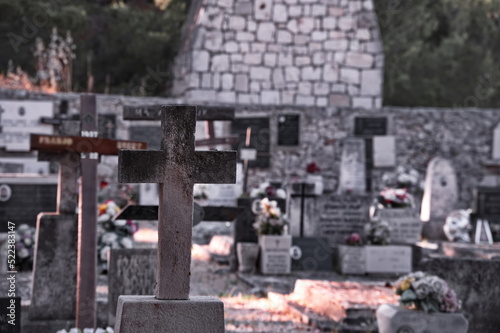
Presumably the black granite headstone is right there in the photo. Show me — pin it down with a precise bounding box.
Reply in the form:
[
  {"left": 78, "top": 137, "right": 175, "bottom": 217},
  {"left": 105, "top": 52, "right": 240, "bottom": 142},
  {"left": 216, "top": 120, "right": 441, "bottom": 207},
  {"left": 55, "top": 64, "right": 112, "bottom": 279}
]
[
  {"left": 353, "top": 117, "right": 388, "bottom": 136},
  {"left": 291, "top": 237, "right": 333, "bottom": 271},
  {"left": 278, "top": 115, "right": 300, "bottom": 146},
  {"left": 0, "top": 297, "right": 21, "bottom": 333},
  {"left": 0, "top": 183, "right": 57, "bottom": 231},
  {"left": 474, "top": 187, "right": 500, "bottom": 241},
  {"left": 231, "top": 117, "right": 270, "bottom": 168}
]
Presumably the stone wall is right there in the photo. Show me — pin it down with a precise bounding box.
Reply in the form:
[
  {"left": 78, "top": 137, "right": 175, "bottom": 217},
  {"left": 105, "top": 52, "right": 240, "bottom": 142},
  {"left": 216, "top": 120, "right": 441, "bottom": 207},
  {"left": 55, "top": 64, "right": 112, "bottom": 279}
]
[
  {"left": 1, "top": 88, "right": 500, "bottom": 210},
  {"left": 172, "top": 0, "right": 384, "bottom": 108}
]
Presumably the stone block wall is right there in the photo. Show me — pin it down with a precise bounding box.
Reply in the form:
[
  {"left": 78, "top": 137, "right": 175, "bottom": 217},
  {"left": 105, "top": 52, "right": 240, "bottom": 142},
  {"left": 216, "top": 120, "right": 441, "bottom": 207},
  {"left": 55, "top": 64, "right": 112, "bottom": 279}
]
[{"left": 172, "top": 0, "right": 384, "bottom": 108}]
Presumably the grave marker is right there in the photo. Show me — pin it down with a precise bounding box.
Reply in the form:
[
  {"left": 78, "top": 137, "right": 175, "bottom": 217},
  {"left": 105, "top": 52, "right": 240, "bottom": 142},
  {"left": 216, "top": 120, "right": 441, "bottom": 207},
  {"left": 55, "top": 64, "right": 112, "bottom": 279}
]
[
  {"left": 108, "top": 249, "right": 157, "bottom": 326},
  {"left": 339, "top": 138, "right": 366, "bottom": 194},
  {"left": 372, "top": 136, "right": 396, "bottom": 167},
  {"left": 420, "top": 157, "right": 458, "bottom": 239},
  {"left": 277, "top": 114, "right": 300, "bottom": 146},
  {"left": 376, "top": 209, "right": 422, "bottom": 244},
  {"left": 115, "top": 105, "right": 235, "bottom": 332},
  {"left": 318, "top": 194, "right": 371, "bottom": 245}
]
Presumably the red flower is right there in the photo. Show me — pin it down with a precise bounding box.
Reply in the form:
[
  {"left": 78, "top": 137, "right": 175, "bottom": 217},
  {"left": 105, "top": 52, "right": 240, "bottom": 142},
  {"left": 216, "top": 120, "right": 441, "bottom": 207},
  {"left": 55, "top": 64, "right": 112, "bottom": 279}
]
[{"left": 306, "top": 162, "right": 321, "bottom": 174}]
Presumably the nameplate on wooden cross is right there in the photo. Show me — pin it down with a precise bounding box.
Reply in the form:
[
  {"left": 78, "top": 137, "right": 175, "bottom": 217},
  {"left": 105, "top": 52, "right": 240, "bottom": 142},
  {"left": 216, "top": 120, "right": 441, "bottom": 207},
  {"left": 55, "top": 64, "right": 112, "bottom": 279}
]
[{"left": 30, "top": 134, "right": 147, "bottom": 155}]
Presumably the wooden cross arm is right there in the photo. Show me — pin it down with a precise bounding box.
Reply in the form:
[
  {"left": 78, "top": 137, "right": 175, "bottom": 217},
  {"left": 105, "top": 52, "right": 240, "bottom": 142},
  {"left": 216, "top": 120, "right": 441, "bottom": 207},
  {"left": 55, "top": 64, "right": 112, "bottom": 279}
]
[
  {"left": 118, "top": 150, "right": 165, "bottom": 183},
  {"left": 192, "top": 151, "right": 237, "bottom": 184}
]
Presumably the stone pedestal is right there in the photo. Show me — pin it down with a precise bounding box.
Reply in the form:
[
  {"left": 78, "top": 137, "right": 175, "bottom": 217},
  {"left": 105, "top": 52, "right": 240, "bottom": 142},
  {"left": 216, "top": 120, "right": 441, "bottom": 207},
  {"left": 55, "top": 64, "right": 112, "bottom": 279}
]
[
  {"left": 114, "top": 296, "right": 225, "bottom": 333},
  {"left": 30, "top": 213, "right": 78, "bottom": 320},
  {"left": 338, "top": 245, "right": 366, "bottom": 275},
  {"left": 365, "top": 245, "right": 412, "bottom": 274},
  {"left": 376, "top": 304, "right": 468, "bottom": 333},
  {"left": 259, "top": 235, "right": 291, "bottom": 274}
]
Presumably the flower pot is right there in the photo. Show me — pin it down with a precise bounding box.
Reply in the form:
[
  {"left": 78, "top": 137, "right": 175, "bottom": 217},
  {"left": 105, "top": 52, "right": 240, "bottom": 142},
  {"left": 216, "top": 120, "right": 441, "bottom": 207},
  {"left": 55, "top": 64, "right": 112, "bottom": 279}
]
[
  {"left": 258, "top": 235, "right": 292, "bottom": 274},
  {"left": 306, "top": 174, "right": 324, "bottom": 195},
  {"left": 376, "top": 304, "right": 469, "bottom": 333},
  {"left": 236, "top": 242, "right": 259, "bottom": 274}
]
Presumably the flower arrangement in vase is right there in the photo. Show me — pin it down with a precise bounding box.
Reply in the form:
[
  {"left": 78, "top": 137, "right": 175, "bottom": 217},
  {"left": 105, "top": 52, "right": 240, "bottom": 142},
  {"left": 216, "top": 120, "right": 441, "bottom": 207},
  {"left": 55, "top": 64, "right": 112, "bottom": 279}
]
[
  {"left": 394, "top": 271, "right": 461, "bottom": 313},
  {"left": 364, "top": 217, "right": 391, "bottom": 245},
  {"left": 252, "top": 197, "right": 286, "bottom": 236},
  {"left": 97, "top": 200, "right": 138, "bottom": 274}
]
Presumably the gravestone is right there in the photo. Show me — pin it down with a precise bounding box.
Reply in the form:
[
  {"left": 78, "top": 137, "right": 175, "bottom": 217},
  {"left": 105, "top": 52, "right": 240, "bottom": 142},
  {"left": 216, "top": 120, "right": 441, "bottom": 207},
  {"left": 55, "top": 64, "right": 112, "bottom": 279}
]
[
  {"left": 339, "top": 138, "right": 366, "bottom": 194},
  {"left": 364, "top": 245, "right": 412, "bottom": 273},
  {"left": 420, "top": 157, "right": 458, "bottom": 239},
  {"left": 376, "top": 209, "right": 422, "bottom": 244},
  {"left": 353, "top": 117, "right": 388, "bottom": 136},
  {"left": 277, "top": 115, "right": 300, "bottom": 146},
  {"left": 372, "top": 136, "right": 396, "bottom": 167},
  {"left": 291, "top": 238, "right": 333, "bottom": 271},
  {"left": 0, "top": 100, "right": 54, "bottom": 151},
  {"left": 421, "top": 256, "right": 500, "bottom": 333},
  {"left": 317, "top": 194, "right": 371, "bottom": 245},
  {"left": 338, "top": 245, "right": 366, "bottom": 274},
  {"left": 474, "top": 187, "right": 500, "bottom": 242},
  {"left": 115, "top": 105, "right": 236, "bottom": 333},
  {"left": 0, "top": 177, "right": 57, "bottom": 229},
  {"left": 108, "top": 249, "right": 157, "bottom": 326}
]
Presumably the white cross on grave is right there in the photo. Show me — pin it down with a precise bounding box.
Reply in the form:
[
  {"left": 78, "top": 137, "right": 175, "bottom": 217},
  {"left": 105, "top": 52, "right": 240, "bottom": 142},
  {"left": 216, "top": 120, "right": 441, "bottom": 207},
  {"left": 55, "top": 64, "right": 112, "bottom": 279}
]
[{"left": 114, "top": 105, "right": 236, "bottom": 333}]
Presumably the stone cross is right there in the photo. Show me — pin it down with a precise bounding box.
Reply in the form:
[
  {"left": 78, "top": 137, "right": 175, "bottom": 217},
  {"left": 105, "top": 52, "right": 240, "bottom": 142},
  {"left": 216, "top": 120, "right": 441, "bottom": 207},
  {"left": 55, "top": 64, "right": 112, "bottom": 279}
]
[{"left": 118, "top": 105, "right": 236, "bottom": 299}]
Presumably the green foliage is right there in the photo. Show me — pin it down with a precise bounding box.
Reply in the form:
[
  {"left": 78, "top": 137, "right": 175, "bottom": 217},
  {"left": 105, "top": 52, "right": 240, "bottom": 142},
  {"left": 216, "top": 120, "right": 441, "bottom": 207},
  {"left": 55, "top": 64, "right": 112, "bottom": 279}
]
[
  {"left": 0, "top": 0, "right": 190, "bottom": 96},
  {"left": 374, "top": 0, "right": 500, "bottom": 107}
]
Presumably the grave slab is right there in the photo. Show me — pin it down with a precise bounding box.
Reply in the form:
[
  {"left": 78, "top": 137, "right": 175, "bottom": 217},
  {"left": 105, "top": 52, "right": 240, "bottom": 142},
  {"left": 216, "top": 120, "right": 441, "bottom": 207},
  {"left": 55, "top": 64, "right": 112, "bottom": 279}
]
[
  {"left": 339, "top": 138, "right": 366, "bottom": 194},
  {"left": 421, "top": 256, "right": 500, "bottom": 332},
  {"left": 420, "top": 157, "right": 458, "bottom": 239},
  {"left": 376, "top": 208, "right": 422, "bottom": 244},
  {"left": 108, "top": 249, "right": 157, "bottom": 326},
  {"left": 376, "top": 304, "right": 468, "bottom": 333},
  {"left": 114, "top": 296, "right": 225, "bottom": 333},
  {"left": 29, "top": 213, "right": 78, "bottom": 320}
]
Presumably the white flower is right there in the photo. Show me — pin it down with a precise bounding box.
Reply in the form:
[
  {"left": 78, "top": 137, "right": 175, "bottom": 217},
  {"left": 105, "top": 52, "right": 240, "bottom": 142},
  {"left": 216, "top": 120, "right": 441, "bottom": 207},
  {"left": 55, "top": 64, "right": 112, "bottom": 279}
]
[
  {"left": 114, "top": 219, "right": 127, "bottom": 227},
  {"left": 250, "top": 188, "right": 260, "bottom": 198},
  {"left": 84, "top": 328, "right": 94, "bottom": 333},
  {"left": 18, "top": 248, "right": 29, "bottom": 259},
  {"left": 101, "top": 232, "right": 118, "bottom": 244},
  {"left": 69, "top": 329, "right": 79, "bottom": 333},
  {"left": 100, "top": 246, "right": 110, "bottom": 261},
  {"left": 276, "top": 189, "right": 286, "bottom": 199},
  {"left": 55, "top": 330, "right": 68, "bottom": 333},
  {"left": 119, "top": 237, "right": 134, "bottom": 248}
]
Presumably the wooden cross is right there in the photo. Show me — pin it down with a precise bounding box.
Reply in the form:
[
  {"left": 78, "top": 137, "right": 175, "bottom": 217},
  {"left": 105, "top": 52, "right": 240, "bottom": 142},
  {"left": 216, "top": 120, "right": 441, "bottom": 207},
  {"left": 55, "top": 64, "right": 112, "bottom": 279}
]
[
  {"left": 30, "top": 95, "right": 147, "bottom": 329},
  {"left": 118, "top": 105, "right": 236, "bottom": 300}
]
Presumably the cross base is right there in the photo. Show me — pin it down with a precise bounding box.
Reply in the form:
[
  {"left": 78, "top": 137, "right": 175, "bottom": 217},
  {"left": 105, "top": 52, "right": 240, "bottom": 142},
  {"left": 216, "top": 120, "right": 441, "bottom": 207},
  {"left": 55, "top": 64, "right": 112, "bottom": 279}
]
[{"left": 114, "top": 296, "right": 225, "bottom": 333}]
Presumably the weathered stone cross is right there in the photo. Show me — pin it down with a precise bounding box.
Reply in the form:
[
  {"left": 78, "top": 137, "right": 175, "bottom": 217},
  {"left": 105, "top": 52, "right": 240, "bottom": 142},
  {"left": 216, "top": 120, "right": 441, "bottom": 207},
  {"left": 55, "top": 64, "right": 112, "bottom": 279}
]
[{"left": 118, "top": 105, "right": 236, "bottom": 299}]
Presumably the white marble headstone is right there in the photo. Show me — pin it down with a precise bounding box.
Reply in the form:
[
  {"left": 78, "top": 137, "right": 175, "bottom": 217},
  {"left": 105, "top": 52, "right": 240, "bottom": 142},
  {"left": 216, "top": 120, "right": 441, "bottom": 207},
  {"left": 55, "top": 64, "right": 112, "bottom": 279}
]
[
  {"left": 420, "top": 157, "right": 458, "bottom": 221},
  {"left": 339, "top": 138, "right": 366, "bottom": 194},
  {"left": 373, "top": 136, "right": 396, "bottom": 167}
]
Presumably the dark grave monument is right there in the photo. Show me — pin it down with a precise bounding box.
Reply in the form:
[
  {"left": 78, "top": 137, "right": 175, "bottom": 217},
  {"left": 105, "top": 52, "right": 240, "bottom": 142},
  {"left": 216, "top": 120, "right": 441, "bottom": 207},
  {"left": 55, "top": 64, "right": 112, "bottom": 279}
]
[
  {"left": 290, "top": 237, "right": 333, "bottom": 271},
  {"left": 277, "top": 114, "right": 300, "bottom": 146},
  {"left": 474, "top": 187, "right": 500, "bottom": 242},
  {"left": 115, "top": 105, "right": 236, "bottom": 333},
  {"left": 353, "top": 115, "right": 391, "bottom": 191}
]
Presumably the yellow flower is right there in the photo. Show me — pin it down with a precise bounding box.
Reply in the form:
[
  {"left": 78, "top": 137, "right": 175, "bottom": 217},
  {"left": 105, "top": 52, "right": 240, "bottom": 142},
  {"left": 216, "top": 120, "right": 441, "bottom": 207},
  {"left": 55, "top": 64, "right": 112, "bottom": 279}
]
[{"left": 400, "top": 279, "right": 412, "bottom": 291}]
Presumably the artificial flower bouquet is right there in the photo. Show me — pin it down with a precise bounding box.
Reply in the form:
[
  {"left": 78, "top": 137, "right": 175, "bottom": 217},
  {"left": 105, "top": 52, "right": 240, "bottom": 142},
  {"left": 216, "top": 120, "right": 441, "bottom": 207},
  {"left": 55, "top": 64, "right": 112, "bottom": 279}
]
[
  {"left": 97, "top": 200, "right": 138, "bottom": 273},
  {"left": 376, "top": 188, "right": 415, "bottom": 209},
  {"left": 364, "top": 217, "right": 391, "bottom": 245},
  {"left": 252, "top": 197, "right": 287, "bottom": 235},
  {"left": 249, "top": 181, "right": 286, "bottom": 199},
  {"left": 394, "top": 271, "right": 461, "bottom": 313}
]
